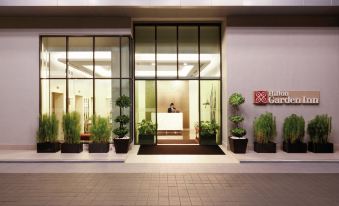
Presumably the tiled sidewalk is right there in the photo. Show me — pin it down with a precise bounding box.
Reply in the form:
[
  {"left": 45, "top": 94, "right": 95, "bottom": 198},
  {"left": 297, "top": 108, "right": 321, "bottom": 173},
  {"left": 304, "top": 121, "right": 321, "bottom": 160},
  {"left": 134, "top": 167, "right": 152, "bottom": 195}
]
[{"left": 0, "top": 173, "right": 338, "bottom": 206}]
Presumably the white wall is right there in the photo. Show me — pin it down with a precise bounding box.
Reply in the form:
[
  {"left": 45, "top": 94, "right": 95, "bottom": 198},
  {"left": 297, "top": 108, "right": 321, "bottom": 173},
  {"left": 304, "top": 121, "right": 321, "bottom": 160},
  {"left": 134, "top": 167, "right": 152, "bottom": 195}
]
[
  {"left": 0, "top": 29, "right": 131, "bottom": 149},
  {"left": 226, "top": 27, "right": 339, "bottom": 147}
]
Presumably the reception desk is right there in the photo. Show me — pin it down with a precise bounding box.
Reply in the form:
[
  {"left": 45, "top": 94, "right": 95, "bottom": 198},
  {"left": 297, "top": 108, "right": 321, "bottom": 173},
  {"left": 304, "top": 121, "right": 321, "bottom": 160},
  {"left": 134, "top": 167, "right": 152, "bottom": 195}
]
[{"left": 151, "top": 113, "right": 183, "bottom": 131}]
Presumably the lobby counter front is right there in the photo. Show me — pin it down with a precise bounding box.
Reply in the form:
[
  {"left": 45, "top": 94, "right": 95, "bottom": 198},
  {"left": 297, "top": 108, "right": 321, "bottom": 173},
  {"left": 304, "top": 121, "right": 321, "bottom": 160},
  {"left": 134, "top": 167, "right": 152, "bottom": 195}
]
[{"left": 152, "top": 113, "right": 183, "bottom": 132}]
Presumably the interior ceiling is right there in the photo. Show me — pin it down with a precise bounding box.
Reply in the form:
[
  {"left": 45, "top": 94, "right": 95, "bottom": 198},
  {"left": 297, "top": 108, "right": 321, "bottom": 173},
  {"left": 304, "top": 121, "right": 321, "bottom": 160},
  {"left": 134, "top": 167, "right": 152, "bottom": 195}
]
[{"left": 0, "top": 6, "right": 338, "bottom": 17}]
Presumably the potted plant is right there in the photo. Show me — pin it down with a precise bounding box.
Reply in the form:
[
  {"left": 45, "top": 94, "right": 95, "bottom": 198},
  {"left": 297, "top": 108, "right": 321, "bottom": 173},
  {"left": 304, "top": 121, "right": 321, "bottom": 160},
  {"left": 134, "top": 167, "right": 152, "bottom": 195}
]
[
  {"left": 61, "top": 112, "right": 83, "bottom": 153},
  {"left": 36, "top": 113, "right": 60, "bottom": 153},
  {"left": 138, "top": 119, "right": 156, "bottom": 145},
  {"left": 113, "top": 95, "right": 131, "bottom": 153},
  {"left": 228, "top": 93, "right": 248, "bottom": 153},
  {"left": 253, "top": 112, "right": 277, "bottom": 153},
  {"left": 200, "top": 121, "right": 219, "bottom": 145},
  {"left": 89, "top": 115, "right": 112, "bottom": 153},
  {"left": 282, "top": 114, "right": 307, "bottom": 153},
  {"left": 307, "top": 114, "right": 333, "bottom": 153}
]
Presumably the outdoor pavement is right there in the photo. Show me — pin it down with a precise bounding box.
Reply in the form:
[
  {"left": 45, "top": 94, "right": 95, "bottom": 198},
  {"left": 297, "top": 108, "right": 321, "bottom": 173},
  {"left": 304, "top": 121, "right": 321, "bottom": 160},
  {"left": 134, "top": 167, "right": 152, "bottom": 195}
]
[
  {"left": 1, "top": 146, "right": 339, "bottom": 205},
  {"left": 0, "top": 172, "right": 338, "bottom": 206}
]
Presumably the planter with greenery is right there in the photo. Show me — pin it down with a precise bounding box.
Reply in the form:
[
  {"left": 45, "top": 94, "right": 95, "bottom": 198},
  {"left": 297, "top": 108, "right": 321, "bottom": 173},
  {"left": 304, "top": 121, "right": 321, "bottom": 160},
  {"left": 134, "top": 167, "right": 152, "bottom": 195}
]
[
  {"left": 282, "top": 114, "right": 307, "bottom": 153},
  {"left": 61, "top": 112, "right": 83, "bottom": 153},
  {"left": 253, "top": 112, "right": 277, "bottom": 153},
  {"left": 307, "top": 114, "right": 333, "bottom": 153},
  {"left": 228, "top": 93, "right": 248, "bottom": 153},
  {"left": 200, "top": 121, "right": 219, "bottom": 145},
  {"left": 138, "top": 119, "right": 156, "bottom": 145},
  {"left": 113, "top": 95, "right": 131, "bottom": 153},
  {"left": 36, "top": 113, "right": 60, "bottom": 153},
  {"left": 89, "top": 115, "right": 112, "bottom": 153}
]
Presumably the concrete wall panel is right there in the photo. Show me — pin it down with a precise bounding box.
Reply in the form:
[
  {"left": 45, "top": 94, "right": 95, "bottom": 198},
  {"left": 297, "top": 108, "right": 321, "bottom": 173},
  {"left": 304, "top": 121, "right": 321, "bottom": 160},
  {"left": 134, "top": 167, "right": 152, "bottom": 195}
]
[{"left": 226, "top": 27, "right": 339, "bottom": 146}]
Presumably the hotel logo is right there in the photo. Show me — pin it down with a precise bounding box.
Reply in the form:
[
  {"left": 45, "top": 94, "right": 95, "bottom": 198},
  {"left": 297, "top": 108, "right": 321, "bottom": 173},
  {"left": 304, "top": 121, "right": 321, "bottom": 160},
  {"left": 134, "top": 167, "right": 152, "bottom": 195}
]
[
  {"left": 254, "top": 91, "right": 269, "bottom": 104},
  {"left": 253, "top": 90, "right": 320, "bottom": 105}
]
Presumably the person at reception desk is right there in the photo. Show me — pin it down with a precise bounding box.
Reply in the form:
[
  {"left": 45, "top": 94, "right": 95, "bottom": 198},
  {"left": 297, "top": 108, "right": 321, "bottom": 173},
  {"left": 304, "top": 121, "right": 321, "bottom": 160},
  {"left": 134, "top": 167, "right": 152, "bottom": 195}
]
[{"left": 168, "top": 103, "right": 177, "bottom": 113}]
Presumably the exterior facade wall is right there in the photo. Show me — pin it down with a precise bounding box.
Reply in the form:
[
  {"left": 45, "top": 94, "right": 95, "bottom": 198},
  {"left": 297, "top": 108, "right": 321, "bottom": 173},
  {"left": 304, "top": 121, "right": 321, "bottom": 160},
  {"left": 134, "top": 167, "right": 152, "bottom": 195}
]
[
  {"left": 1, "top": 25, "right": 339, "bottom": 149},
  {"left": 0, "top": 29, "right": 131, "bottom": 149},
  {"left": 226, "top": 27, "right": 339, "bottom": 147}
]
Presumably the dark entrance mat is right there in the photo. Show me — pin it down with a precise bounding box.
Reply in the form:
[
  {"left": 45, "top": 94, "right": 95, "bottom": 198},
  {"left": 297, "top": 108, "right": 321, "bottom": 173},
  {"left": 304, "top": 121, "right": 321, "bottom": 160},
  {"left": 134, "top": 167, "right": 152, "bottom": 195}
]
[{"left": 138, "top": 145, "right": 225, "bottom": 155}]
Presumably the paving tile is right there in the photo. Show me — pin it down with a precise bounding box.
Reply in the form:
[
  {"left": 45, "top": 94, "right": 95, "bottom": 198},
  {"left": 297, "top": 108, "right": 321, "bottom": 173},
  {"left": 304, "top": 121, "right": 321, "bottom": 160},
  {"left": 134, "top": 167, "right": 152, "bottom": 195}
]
[{"left": 0, "top": 173, "right": 338, "bottom": 205}]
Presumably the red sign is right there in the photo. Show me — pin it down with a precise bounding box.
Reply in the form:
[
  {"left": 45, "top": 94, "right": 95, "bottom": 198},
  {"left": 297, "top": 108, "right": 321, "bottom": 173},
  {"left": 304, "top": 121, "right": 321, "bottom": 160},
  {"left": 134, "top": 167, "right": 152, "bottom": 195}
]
[{"left": 254, "top": 91, "right": 269, "bottom": 105}]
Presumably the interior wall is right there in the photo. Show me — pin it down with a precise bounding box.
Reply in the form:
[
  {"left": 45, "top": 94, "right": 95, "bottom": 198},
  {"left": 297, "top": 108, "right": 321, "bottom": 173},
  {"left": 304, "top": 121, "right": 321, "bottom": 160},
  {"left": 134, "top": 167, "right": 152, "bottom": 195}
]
[
  {"left": 157, "top": 81, "right": 189, "bottom": 128},
  {"left": 227, "top": 27, "right": 339, "bottom": 147},
  {"left": 0, "top": 28, "right": 131, "bottom": 148}
]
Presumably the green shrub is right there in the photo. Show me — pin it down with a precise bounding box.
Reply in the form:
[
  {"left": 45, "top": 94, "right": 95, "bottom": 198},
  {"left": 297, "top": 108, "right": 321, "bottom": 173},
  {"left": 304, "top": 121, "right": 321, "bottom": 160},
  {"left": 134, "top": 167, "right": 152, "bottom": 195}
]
[
  {"left": 63, "top": 112, "right": 81, "bottom": 144},
  {"left": 231, "top": 127, "right": 247, "bottom": 137},
  {"left": 137, "top": 119, "right": 157, "bottom": 135},
  {"left": 113, "top": 95, "right": 131, "bottom": 138},
  {"left": 229, "top": 93, "right": 245, "bottom": 106},
  {"left": 36, "top": 113, "right": 59, "bottom": 143},
  {"left": 228, "top": 92, "right": 246, "bottom": 138},
  {"left": 307, "top": 114, "right": 332, "bottom": 144},
  {"left": 90, "top": 115, "right": 112, "bottom": 143},
  {"left": 116, "top": 95, "right": 131, "bottom": 108},
  {"left": 283, "top": 114, "right": 305, "bottom": 144},
  {"left": 229, "top": 115, "right": 244, "bottom": 124},
  {"left": 115, "top": 115, "right": 130, "bottom": 125},
  {"left": 200, "top": 121, "right": 220, "bottom": 137},
  {"left": 113, "top": 127, "right": 129, "bottom": 138},
  {"left": 253, "top": 112, "right": 277, "bottom": 144}
]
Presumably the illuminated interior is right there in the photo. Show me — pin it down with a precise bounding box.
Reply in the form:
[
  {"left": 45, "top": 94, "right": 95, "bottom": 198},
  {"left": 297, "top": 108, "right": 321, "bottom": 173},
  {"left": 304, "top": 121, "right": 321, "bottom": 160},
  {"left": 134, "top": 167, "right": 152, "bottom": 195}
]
[
  {"left": 134, "top": 24, "right": 222, "bottom": 145},
  {"left": 40, "top": 36, "right": 131, "bottom": 140}
]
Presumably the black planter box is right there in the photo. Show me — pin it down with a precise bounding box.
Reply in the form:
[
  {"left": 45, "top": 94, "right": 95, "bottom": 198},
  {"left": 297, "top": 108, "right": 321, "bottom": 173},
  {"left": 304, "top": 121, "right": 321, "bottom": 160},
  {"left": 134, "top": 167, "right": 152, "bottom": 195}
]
[
  {"left": 89, "top": 143, "right": 110, "bottom": 153},
  {"left": 283, "top": 141, "right": 307, "bottom": 153},
  {"left": 61, "top": 143, "right": 83, "bottom": 153},
  {"left": 139, "top": 134, "right": 155, "bottom": 145},
  {"left": 114, "top": 138, "right": 130, "bottom": 153},
  {"left": 228, "top": 137, "right": 248, "bottom": 154},
  {"left": 200, "top": 134, "right": 217, "bottom": 145},
  {"left": 254, "top": 141, "right": 276, "bottom": 153},
  {"left": 308, "top": 142, "right": 334, "bottom": 153},
  {"left": 37, "top": 142, "right": 60, "bottom": 153}
]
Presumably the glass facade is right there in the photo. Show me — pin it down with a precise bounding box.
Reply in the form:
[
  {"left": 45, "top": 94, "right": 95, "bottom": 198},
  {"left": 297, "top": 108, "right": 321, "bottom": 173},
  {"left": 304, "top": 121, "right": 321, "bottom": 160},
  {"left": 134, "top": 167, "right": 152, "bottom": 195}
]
[
  {"left": 134, "top": 24, "right": 222, "bottom": 145},
  {"left": 40, "top": 24, "right": 221, "bottom": 145},
  {"left": 40, "top": 36, "right": 132, "bottom": 140}
]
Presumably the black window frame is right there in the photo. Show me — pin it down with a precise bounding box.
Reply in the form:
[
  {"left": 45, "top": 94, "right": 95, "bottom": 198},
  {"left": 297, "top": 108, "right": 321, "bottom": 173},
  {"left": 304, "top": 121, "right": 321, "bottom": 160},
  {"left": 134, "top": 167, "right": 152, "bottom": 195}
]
[
  {"left": 39, "top": 35, "right": 134, "bottom": 140},
  {"left": 133, "top": 23, "right": 223, "bottom": 145}
]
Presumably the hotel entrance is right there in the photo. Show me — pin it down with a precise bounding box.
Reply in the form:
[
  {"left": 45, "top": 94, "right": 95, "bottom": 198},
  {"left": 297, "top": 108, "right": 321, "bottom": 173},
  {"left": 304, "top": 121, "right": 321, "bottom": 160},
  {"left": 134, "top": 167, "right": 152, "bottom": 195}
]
[{"left": 134, "top": 23, "right": 222, "bottom": 145}]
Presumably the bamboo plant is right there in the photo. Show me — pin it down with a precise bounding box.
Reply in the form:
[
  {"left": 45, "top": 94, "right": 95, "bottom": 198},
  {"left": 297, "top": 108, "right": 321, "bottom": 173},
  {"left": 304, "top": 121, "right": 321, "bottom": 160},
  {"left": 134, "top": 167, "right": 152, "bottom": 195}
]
[
  {"left": 253, "top": 112, "right": 277, "bottom": 144},
  {"left": 283, "top": 114, "right": 305, "bottom": 144},
  {"left": 90, "top": 115, "right": 112, "bottom": 143},
  {"left": 62, "top": 112, "right": 81, "bottom": 144},
  {"left": 307, "top": 114, "right": 332, "bottom": 144},
  {"left": 36, "top": 113, "right": 58, "bottom": 143}
]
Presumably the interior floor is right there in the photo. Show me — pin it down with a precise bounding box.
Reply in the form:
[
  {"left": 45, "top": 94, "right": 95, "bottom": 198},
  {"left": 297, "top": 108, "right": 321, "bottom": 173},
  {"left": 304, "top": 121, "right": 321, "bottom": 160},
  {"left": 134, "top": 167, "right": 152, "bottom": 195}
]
[{"left": 157, "top": 129, "right": 198, "bottom": 144}]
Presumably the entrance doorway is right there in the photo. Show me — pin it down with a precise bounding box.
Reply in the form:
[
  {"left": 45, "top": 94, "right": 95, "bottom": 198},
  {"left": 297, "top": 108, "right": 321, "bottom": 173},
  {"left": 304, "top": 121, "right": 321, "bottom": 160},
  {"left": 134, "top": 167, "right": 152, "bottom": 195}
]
[
  {"left": 134, "top": 23, "right": 222, "bottom": 146},
  {"left": 156, "top": 80, "right": 198, "bottom": 144}
]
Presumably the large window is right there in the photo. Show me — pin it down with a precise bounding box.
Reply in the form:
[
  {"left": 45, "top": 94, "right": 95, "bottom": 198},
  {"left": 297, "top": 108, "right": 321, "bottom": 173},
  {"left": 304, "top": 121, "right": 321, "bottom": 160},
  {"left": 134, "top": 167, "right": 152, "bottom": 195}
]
[
  {"left": 40, "top": 36, "right": 132, "bottom": 140},
  {"left": 134, "top": 24, "right": 222, "bottom": 145}
]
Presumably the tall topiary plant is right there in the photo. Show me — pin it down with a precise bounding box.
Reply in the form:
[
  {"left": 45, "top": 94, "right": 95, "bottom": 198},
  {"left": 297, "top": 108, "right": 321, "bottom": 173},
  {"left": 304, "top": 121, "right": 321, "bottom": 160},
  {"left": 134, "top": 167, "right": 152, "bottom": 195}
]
[
  {"left": 307, "top": 114, "right": 332, "bottom": 144},
  {"left": 113, "top": 95, "right": 131, "bottom": 138},
  {"left": 283, "top": 114, "right": 305, "bottom": 144},
  {"left": 253, "top": 112, "right": 277, "bottom": 144},
  {"left": 229, "top": 93, "right": 246, "bottom": 138}
]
